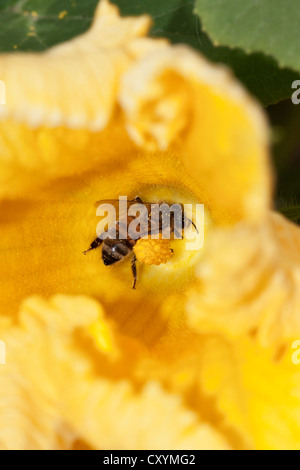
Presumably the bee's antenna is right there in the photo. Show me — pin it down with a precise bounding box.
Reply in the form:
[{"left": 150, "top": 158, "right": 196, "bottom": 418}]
[
  {"left": 185, "top": 218, "right": 198, "bottom": 234},
  {"left": 191, "top": 220, "right": 199, "bottom": 234}
]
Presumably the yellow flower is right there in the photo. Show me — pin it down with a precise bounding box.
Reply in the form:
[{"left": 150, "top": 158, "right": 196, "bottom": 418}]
[{"left": 0, "top": 0, "right": 300, "bottom": 450}]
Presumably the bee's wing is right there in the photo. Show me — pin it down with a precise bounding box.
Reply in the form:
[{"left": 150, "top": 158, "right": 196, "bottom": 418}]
[
  {"left": 127, "top": 202, "right": 153, "bottom": 239},
  {"left": 94, "top": 199, "right": 134, "bottom": 221},
  {"left": 94, "top": 199, "right": 152, "bottom": 236},
  {"left": 94, "top": 199, "right": 177, "bottom": 241},
  {"left": 93, "top": 200, "right": 123, "bottom": 235},
  {"left": 95, "top": 199, "right": 153, "bottom": 216}
]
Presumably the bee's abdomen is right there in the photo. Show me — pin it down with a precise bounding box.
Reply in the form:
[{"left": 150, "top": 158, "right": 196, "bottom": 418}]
[{"left": 102, "top": 240, "right": 134, "bottom": 266}]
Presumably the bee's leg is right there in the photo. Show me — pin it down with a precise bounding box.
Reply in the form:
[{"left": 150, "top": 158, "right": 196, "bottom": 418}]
[
  {"left": 131, "top": 253, "right": 137, "bottom": 290},
  {"left": 83, "top": 237, "right": 103, "bottom": 255}
]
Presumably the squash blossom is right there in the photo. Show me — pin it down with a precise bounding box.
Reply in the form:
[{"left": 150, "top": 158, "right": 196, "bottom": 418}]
[{"left": 0, "top": 0, "right": 300, "bottom": 450}]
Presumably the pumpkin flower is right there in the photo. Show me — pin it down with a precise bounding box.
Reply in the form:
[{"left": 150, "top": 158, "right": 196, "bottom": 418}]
[{"left": 0, "top": 0, "right": 300, "bottom": 450}]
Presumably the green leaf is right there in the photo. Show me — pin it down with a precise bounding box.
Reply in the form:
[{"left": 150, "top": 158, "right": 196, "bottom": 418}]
[
  {"left": 0, "top": 0, "right": 298, "bottom": 105},
  {"left": 195, "top": 0, "right": 300, "bottom": 73},
  {"left": 268, "top": 100, "right": 300, "bottom": 214},
  {"left": 0, "top": 0, "right": 97, "bottom": 52}
]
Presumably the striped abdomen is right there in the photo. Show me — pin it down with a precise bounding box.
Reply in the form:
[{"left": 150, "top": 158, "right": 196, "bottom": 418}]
[{"left": 102, "top": 239, "right": 136, "bottom": 266}]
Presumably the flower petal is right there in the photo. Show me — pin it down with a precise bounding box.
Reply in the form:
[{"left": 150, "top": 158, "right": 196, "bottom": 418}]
[
  {"left": 0, "top": 294, "right": 230, "bottom": 450},
  {"left": 197, "top": 335, "right": 300, "bottom": 450},
  {"left": 0, "top": 0, "right": 154, "bottom": 197},
  {"left": 186, "top": 214, "right": 300, "bottom": 348},
  {"left": 120, "top": 45, "right": 272, "bottom": 223}
]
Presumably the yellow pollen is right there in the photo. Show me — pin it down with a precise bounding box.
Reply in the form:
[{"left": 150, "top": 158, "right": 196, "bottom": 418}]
[{"left": 134, "top": 238, "right": 173, "bottom": 266}]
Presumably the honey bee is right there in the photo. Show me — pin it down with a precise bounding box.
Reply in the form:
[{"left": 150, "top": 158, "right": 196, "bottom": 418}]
[{"left": 83, "top": 196, "right": 197, "bottom": 289}]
